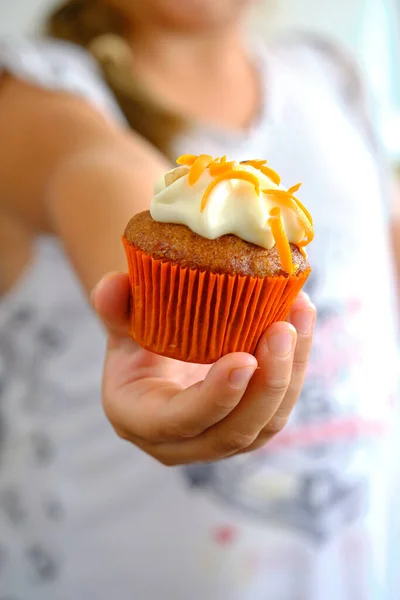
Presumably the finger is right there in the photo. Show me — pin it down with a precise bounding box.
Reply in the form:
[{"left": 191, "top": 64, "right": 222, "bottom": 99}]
[
  {"left": 289, "top": 290, "right": 311, "bottom": 313},
  {"left": 150, "top": 301, "right": 314, "bottom": 463},
  {"left": 288, "top": 290, "right": 315, "bottom": 317},
  {"left": 91, "top": 272, "right": 131, "bottom": 338},
  {"left": 136, "top": 323, "right": 297, "bottom": 463},
  {"left": 158, "top": 353, "right": 258, "bottom": 439},
  {"left": 211, "top": 322, "right": 297, "bottom": 438},
  {"left": 243, "top": 295, "right": 316, "bottom": 453},
  {"left": 265, "top": 294, "right": 316, "bottom": 430},
  {"left": 104, "top": 352, "right": 257, "bottom": 443}
]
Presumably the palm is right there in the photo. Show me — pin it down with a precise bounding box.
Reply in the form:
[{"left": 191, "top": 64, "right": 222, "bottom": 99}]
[{"left": 106, "top": 337, "right": 211, "bottom": 393}]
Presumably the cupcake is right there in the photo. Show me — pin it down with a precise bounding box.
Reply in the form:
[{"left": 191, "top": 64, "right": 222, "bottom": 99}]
[{"left": 123, "top": 154, "right": 313, "bottom": 364}]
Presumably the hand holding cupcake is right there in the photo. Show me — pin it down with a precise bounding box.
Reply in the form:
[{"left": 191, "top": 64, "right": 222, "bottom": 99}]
[{"left": 93, "top": 160, "right": 315, "bottom": 463}]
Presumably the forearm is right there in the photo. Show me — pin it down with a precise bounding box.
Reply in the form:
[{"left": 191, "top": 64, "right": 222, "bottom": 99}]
[
  {"left": 0, "top": 76, "right": 167, "bottom": 294},
  {"left": 47, "top": 141, "right": 166, "bottom": 292}
]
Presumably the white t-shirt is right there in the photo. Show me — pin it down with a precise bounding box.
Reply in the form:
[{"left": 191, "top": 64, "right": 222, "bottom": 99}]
[{"left": 0, "top": 37, "right": 399, "bottom": 600}]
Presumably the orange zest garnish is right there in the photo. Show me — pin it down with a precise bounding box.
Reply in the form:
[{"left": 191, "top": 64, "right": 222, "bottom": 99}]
[
  {"left": 263, "top": 187, "right": 314, "bottom": 246},
  {"left": 241, "top": 159, "right": 267, "bottom": 168},
  {"left": 209, "top": 160, "right": 238, "bottom": 176},
  {"left": 175, "top": 154, "right": 314, "bottom": 251},
  {"left": 259, "top": 165, "right": 281, "bottom": 185},
  {"left": 288, "top": 183, "right": 302, "bottom": 195},
  {"left": 298, "top": 227, "right": 315, "bottom": 246},
  {"left": 241, "top": 159, "right": 281, "bottom": 185},
  {"left": 176, "top": 154, "right": 198, "bottom": 166},
  {"left": 268, "top": 207, "right": 293, "bottom": 275},
  {"left": 292, "top": 195, "right": 313, "bottom": 227},
  {"left": 286, "top": 182, "right": 313, "bottom": 227},
  {"left": 201, "top": 170, "right": 261, "bottom": 212},
  {"left": 188, "top": 154, "right": 212, "bottom": 186},
  {"left": 299, "top": 246, "right": 307, "bottom": 258}
]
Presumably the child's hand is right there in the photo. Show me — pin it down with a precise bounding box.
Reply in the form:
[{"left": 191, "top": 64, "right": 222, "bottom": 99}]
[{"left": 92, "top": 273, "right": 316, "bottom": 465}]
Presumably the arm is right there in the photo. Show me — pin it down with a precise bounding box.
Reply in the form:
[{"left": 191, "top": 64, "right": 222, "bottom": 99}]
[
  {"left": 0, "top": 75, "right": 167, "bottom": 292},
  {"left": 0, "top": 76, "right": 315, "bottom": 464}
]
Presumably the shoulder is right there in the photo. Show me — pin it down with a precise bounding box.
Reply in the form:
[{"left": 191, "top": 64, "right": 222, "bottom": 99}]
[{"left": 0, "top": 37, "right": 125, "bottom": 123}]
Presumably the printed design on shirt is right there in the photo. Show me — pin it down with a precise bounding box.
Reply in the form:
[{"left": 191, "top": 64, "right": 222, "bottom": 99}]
[
  {"left": 0, "top": 487, "right": 27, "bottom": 527},
  {"left": 182, "top": 268, "right": 389, "bottom": 544},
  {"left": 0, "top": 306, "right": 69, "bottom": 588},
  {"left": 0, "top": 543, "right": 7, "bottom": 575},
  {"left": 0, "top": 306, "right": 65, "bottom": 452},
  {"left": 26, "top": 544, "right": 60, "bottom": 583},
  {"left": 0, "top": 327, "right": 17, "bottom": 465},
  {"left": 30, "top": 431, "right": 55, "bottom": 467}
]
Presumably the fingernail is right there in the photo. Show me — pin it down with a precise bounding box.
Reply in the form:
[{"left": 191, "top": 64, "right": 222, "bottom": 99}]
[
  {"left": 229, "top": 366, "right": 257, "bottom": 389},
  {"left": 266, "top": 330, "right": 295, "bottom": 357},
  {"left": 292, "top": 310, "right": 315, "bottom": 336}
]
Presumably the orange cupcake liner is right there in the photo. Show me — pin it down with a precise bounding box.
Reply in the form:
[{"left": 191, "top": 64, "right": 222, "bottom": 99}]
[{"left": 123, "top": 237, "right": 311, "bottom": 364}]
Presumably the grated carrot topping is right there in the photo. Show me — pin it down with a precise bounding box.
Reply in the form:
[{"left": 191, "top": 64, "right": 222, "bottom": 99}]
[
  {"left": 188, "top": 154, "right": 212, "bottom": 186},
  {"left": 292, "top": 195, "right": 313, "bottom": 226},
  {"left": 241, "top": 159, "right": 267, "bottom": 168},
  {"left": 240, "top": 160, "right": 281, "bottom": 185},
  {"left": 259, "top": 165, "right": 281, "bottom": 185},
  {"left": 175, "top": 154, "right": 314, "bottom": 251},
  {"left": 288, "top": 183, "right": 302, "bottom": 195},
  {"left": 298, "top": 228, "right": 315, "bottom": 246},
  {"left": 201, "top": 170, "right": 261, "bottom": 212},
  {"left": 263, "top": 188, "right": 314, "bottom": 246},
  {"left": 176, "top": 154, "right": 198, "bottom": 166},
  {"left": 299, "top": 247, "right": 307, "bottom": 258},
  {"left": 268, "top": 207, "right": 293, "bottom": 275},
  {"left": 209, "top": 160, "right": 238, "bottom": 176}
]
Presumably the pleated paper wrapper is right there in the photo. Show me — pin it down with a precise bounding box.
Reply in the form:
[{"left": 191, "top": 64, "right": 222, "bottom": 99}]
[{"left": 123, "top": 238, "right": 311, "bottom": 364}]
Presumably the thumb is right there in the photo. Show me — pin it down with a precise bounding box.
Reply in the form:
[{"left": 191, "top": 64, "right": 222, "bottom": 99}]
[{"left": 91, "top": 272, "right": 131, "bottom": 339}]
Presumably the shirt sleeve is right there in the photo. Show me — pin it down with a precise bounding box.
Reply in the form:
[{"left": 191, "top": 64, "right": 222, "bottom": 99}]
[{"left": 0, "top": 37, "right": 126, "bottom": 125}]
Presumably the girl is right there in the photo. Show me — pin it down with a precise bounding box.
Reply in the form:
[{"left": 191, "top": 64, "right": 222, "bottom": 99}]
[{"left": 0, "top": 1, "right": 397, "bottom": 598}]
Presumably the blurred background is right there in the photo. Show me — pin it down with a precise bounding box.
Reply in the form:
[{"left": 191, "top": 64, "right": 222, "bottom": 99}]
[{"left": 1, "top": 0, "right": 400, "bottom": 161}]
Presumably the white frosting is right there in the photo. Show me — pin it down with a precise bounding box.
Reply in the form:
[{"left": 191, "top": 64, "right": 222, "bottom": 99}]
[{"left": 150, "top": 163, "right": 308, "bottom": 250}]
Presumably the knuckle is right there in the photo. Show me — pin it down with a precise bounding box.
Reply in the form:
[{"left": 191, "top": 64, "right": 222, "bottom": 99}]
[
  {"left": 240, "top": 433, "right": 272, "bottom": 453},
  {"left": 292, "top": 356, "right": 310, "bottom": 375},
  {"left": 155, "top": 453, "right": 186, "bottom": 467},
  {"left": 157, "top": 455, "right": 176, "bottom": 467},
  {"left": 114, "top": 426, "right": 131, "bottom": 442},
  {"left": 214, "top": 430, "right": 257, "bottom": 456},
  {"left": 160, "top": 422, "right": 200, "bottom": 442},
  {"left": 267, "top": 415, "right": 289, "bottom": 435},
  {"left": 102, "top": 393, "right": 114, "bottom": 421},
  {"left": 212, "top": 393, "right": 240, "bottom": 413},
  {"left": 239, "top": 418, "right": 289, "bottom": 455},
  {"left": 266, "top": 377, "right": 290, "bottom": 399},
  {"left": 102, "top": 394, "right": 126, "bottom": 433}
]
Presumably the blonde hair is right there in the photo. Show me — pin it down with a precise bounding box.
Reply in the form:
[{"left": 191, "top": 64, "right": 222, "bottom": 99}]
[{"left": 47, "top": 0, "right": 186, "bottom": 159}]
